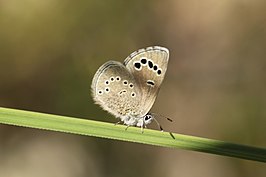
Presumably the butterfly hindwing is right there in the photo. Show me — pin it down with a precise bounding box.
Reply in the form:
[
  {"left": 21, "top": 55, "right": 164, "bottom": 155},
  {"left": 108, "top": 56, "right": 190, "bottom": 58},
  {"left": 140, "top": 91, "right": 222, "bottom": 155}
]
[{"left": 91, "top": 61, "right": 142, "bottom": 119}]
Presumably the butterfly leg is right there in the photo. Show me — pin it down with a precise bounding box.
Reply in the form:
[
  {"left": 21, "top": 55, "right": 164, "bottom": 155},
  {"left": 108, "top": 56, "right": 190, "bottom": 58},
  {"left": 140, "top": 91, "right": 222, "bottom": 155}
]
[
  {"left": 114, "top": 121, "right": 121, "bottom": 125},
  {"left": 114, "top": 121, "right": 131, "bottom": 131},
  {"left": 141, "top": 125, "right": 144, "bottom": 134},
  {"left": 140, "top": 118, "right": 147, "bottom": 133},
  {"left": 125, "top": 125, "right": 130, "bottom": 131}
]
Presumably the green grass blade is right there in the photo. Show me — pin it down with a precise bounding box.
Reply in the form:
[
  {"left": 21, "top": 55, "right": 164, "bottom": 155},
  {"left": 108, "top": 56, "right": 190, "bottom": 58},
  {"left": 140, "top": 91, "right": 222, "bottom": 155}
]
[{"left": 0, "top": 107, "right": 265, "bottom": 163}]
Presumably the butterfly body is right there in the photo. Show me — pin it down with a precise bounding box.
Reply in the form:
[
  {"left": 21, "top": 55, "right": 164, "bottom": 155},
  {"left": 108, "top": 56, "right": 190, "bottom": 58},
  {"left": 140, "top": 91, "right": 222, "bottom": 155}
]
[{"left": 91, "top": 46, "right": 169, "bottom": 128}]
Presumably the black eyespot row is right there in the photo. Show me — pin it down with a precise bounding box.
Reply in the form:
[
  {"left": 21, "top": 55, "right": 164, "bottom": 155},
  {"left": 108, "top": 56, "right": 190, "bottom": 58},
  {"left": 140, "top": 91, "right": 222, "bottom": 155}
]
[
  {"left": 153, "top": 65, "right": 158, "bottom": 71},
  {"left": 157, "top": 69, "right": 162, "bottom": 75}
]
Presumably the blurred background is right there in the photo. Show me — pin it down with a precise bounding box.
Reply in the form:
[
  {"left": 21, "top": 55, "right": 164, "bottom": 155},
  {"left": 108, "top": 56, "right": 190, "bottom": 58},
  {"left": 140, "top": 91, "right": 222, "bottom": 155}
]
[{"left": 0, "top": 0, "right": 265, "bottom": 176}]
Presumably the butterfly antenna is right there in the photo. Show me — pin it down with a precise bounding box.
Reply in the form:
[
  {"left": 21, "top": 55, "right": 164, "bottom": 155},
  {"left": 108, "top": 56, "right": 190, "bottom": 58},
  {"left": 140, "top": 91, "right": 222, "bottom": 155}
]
[
  {"left": 151, "top": 114, "right": 164, "bottom": 132},
  {"left": 151, "top": 113, "right": 173, "bottom": 122},
  {"left": 151, "top": 113, "right": 175, "bottom": 139}
]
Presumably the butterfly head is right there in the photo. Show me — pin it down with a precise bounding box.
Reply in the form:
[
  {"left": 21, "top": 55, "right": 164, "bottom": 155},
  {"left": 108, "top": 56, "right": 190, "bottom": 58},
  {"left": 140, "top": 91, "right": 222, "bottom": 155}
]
[
  {"left": 143, "top": 114, "right": 153, "bottom": 125},
  {"left": 135, "top": 113, "right": 153, "bottom": 127}
]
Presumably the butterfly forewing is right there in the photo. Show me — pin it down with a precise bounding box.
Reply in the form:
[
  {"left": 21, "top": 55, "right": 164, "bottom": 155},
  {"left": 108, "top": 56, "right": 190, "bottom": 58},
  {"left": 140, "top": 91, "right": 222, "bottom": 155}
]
[
  {"left": 91, "top": 61, "right": 142, "bottom": 119},
  {"left": 124, "top": 46, "right": 169, "bottom": 117}
]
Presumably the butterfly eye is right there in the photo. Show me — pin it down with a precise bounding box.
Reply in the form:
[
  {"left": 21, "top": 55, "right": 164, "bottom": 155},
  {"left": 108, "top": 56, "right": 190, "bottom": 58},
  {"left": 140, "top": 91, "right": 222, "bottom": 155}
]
[{"left": 144, "top": 115, "right": 152, "bottom": 121}]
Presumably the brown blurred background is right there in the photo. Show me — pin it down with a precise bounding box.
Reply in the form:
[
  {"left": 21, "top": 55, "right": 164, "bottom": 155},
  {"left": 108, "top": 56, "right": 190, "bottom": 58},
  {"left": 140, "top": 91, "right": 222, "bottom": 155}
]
[{"left": 0, "top": 0, "right": 266, "bottom": 177}]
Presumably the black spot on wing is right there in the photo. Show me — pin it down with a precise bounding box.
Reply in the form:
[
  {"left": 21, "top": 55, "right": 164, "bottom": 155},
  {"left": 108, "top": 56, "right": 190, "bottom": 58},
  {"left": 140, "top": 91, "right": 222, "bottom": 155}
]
[
  {"left": 148, "top": 61, "right": 153, "bottom": 68},
  {"left": 147, "top": 80, "right": 155, "bottom": 86},
  {"left": 134, "top": 62, "right": 141, "bottom": 69},
  {"left": 141, "top": 58, "right": 147, "bottom": 64}
]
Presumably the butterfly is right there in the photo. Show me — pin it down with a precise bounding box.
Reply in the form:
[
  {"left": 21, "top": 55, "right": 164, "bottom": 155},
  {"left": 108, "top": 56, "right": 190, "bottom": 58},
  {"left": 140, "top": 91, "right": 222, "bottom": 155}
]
[{"left": 91, "top": 46, "right": 169, "bottom": 131}]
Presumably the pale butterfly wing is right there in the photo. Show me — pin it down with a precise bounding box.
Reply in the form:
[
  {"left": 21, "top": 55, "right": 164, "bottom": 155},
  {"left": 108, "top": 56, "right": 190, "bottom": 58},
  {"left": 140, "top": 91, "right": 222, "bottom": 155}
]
[
  {"left": 124, "top": 46, "right": 169, "bottom": 117},
  {"left": 91, "top": 61, "right": 142, "bottom": 120}
]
